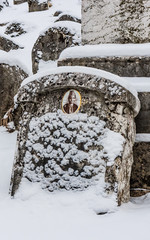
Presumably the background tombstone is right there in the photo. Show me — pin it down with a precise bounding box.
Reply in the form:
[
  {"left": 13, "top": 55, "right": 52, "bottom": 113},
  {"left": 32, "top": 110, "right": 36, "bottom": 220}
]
[
  {"left": 32, "top": 22, "right": 81, "bottom": 74},
  {"left": 27, "top": 0, "right": 50, "bottom": 12},
  {"left": 10, "top": 67, "right": 140, "bottom": 205},
  {"left": 0, "top": 61, "right": 28, "bottom": 123}
]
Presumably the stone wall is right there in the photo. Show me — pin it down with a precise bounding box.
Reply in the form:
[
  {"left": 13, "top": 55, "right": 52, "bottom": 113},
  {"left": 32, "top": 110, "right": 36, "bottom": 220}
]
[
  {"left": 58, "top": 56, "right": 150, "bottom": 77},
  {"left": 82, "top": 0, "right": 150, "bottom": 44},
  {"left": 0, "top": 63, "right": 28, "bottom": 121},
  {"left": 10, "top": 68, "right": 140, "bottom": 205}
]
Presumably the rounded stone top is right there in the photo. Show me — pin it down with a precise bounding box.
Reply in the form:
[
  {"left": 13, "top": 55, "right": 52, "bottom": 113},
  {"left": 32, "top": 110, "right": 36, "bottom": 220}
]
[{"left": 17, "top": 66, "right": 140, "bottom": 116}]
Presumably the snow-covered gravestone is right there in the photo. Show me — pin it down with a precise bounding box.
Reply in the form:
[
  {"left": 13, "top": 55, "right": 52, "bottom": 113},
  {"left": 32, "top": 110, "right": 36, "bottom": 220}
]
[
  {"left": 82, "top": 0, "right": 150, "bottom": 44},
  {"left": 10, "top": 67, "right": 140, "bottom": 205}
]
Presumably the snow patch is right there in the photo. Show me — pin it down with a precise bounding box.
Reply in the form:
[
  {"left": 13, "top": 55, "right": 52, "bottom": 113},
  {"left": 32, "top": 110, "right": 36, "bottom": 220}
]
[{"left": 59, "top": 44, "right": 150, "bottom": 60}]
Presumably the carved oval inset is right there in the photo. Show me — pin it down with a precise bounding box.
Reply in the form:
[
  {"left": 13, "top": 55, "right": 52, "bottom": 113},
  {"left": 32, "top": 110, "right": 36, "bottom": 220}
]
[{"left": 62, "top": 89, "right": 81, "bottom": 114}]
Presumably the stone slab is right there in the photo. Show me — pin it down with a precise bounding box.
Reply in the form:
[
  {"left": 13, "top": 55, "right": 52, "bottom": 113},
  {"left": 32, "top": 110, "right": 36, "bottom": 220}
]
[{"left": 58, "top": 56, "right": 150, "bottom": 77}]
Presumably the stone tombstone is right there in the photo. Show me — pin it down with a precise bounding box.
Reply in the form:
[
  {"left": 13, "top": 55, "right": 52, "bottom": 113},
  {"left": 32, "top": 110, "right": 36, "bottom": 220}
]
[
  {"left": 82, "top": 0, "right": 150, "bottom": 44},
  {"left": 0, "top": 63, "right": 28, "bottom": 121},
  {"left": 32, "top": 22, "right": 81, "bottom": 74},
  {"left": 10, "top": 67, "right": 140, "bottom": 205},
  {"left": 28, "top": 0, "right": 49, "bottom": 12}
]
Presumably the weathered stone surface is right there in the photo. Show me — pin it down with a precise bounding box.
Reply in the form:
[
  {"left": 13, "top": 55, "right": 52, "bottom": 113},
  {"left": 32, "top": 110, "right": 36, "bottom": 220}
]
[
  {"left": 0, "top": 36, "right": 21, "bottom": 52},
  {"left": 10, "top": 68, "right": 139, "bottom": 205},
  {"left": 14, "top": 0, "right": 27, "bottom": 4},
  {"left": 28, "top": 0, "right": 49, "bottom": 12},
  {"left": 135, "top": 93, "right": 150, "bottom": 133},
  {"left": 82, "top": 0, "right": 150, "bottom": 44},
  {"left": 131, "top": 142, "right": 150, "bottom": 195},
  {"left": 55, "top": 14, "right": 81, "bottom": 24},
  {"left": 5, "top": 22, "right": 26, "bottom": 38},
  {"left": 32, "top": 22, "right": 81, "bottom": 73},
  {"left": 58, "top": 56, "right": 150, "bottom": 77},
  {"left": 130, "top": 189, "right": 150, "bottom": 197},
  {"left": 0, "top": 63, "right": 28, "bottom": 121}
]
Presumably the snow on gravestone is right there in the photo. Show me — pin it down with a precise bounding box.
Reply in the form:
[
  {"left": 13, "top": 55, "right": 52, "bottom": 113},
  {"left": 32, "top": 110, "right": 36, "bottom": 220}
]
[
  {"left": 10, "top": 67, "right": 140, "bottom": 205},
  {"left": 28, "top": 0, "right": 50, "bottom": 12},
  {"left": 82, "top": 0, "right": 150, "bottom": 44},
  {"left": 32, "top": 21, "right": 81, "bottom": 74}
]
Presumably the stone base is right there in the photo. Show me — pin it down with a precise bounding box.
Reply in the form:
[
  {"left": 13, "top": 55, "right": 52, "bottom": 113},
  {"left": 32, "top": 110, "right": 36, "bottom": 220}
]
[
  {"left": 58, "top": 56, "right": 150, "bottom": 77},
  {"left": 131, "top": 142, "right": 150, "bottom": 191}
]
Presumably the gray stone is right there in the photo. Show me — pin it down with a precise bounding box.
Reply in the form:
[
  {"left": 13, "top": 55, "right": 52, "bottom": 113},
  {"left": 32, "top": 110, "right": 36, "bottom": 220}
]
[
  {"left": 82, "top": 0, "right": 150, "bottom": 44},
  {"left": 28, "top": 0, "right": 49, "bottom": 12},
  {"left": 0, "top": 36, "right": 21, "bottom": 52},
  {"left": 32, "top": 22, "right": 81, "bottom": 73},
  {"left": 0, "top": 0, "right": 9, "bottom": 11},
  {"left": 10, "top": 69, "right": 139, "bottom": 205},
  {"left": 53, "top": 11, "right": 62, "bottom": 17},
  {"left": 5, "top": 22, "right": 26, "bottom": 38},
  {"left": 55, "top": 14, "right": 81, "bottom": 24},
  {"left": 0, "top": 63, "right": 28, "bottom": 121},
  {"left": 58, "top": 56, "right": 150, "bottom": 77},
  {"left": 131, "top": 142, "right": 150, "bottom": 196},
  {"left": 14, "top": 0, "right": 27, "bottom": 4},
  {"left": 135, "top": 92, "right": 150, "bottom": 133}
]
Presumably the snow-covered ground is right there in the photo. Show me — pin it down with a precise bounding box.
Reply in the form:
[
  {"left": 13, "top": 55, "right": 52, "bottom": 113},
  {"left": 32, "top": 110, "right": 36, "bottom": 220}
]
[{"left": 0, "top": 126, "right": 150, "bottom": 240}]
